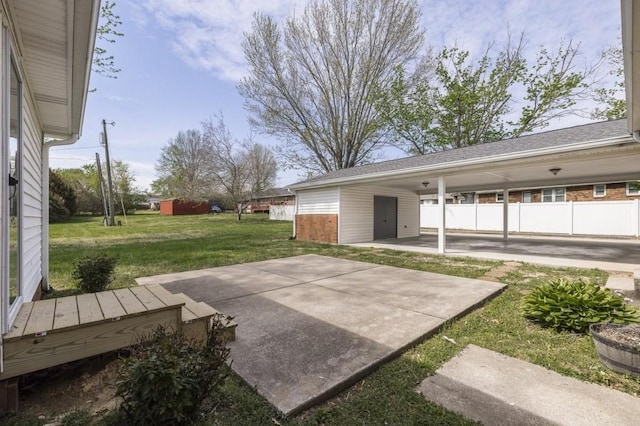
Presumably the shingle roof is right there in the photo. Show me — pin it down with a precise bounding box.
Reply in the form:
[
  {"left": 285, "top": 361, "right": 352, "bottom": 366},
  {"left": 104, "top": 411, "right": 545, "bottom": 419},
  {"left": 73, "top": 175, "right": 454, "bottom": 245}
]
[{"left": 290, "top": 119, "right": 630, "bottom": 188}]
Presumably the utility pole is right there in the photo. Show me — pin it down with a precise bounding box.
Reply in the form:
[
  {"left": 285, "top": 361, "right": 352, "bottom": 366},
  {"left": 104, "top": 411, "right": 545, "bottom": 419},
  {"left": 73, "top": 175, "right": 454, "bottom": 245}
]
[
  {"left": 95, "top": 153, "right": 109, "bottom": 226},
  {"left": 101, "top": 119, "right": 116, "bottom": 226}
]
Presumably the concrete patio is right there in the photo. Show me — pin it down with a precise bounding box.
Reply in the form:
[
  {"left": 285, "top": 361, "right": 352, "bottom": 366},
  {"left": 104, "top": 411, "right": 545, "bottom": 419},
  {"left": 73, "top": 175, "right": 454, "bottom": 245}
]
[
  {"left": 351, "top": 232, "right": 640, "bottom": 272},
  {"left": 136, "top": 254, "right": 505, "bottom": 415}
]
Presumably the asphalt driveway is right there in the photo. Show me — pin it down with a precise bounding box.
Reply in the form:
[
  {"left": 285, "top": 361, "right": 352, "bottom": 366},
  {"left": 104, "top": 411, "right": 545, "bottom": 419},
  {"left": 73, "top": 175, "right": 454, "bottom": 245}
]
[{"left": 136, "top": 254, "right": 505, "bottom": 415}]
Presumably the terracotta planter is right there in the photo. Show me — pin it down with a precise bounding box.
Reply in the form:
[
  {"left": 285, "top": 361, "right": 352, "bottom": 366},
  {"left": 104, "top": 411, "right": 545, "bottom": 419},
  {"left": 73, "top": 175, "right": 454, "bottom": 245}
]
[{"left": 590, "top": 323, "right": 640, "bottom": 376}]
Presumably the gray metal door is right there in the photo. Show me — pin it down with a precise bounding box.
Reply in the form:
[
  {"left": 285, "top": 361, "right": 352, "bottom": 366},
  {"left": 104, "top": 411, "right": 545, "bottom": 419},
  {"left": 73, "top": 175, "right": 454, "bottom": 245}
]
[{"left": 373, "top": 196, "right": 397, "bottom": 240}]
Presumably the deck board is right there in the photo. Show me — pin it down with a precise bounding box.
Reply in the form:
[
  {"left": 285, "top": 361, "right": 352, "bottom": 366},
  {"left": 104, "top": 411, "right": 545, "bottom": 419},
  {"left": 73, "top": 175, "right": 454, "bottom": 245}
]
[
  {"left": 113, "top": 288, "right": 147, "bottom": 315},
  {"left": 23, "top": 299, "right": 56, "bottom": 336},
  {"left": 53, "top": 297, "right": 79, "bottom": 330},
  {"left": 146, "top": 284, "right": 184, "bottom": 306},
  {"left": 77, "top": 293, "right": 104, "bottom": 324},
  {"left": 95, "top": 291, "right": 126, "bottom": 320},
  {"left": 4, "top": 303, "right": 33, "bottom": 341},
  {"left": 129, "top": 286, "right": 165, "bottom": 310}
]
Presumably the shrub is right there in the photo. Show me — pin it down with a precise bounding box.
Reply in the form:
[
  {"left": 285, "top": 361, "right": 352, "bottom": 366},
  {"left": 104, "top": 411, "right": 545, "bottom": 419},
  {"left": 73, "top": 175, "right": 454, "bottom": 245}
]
[
  {"left": 522, "top": 279, "right": 640, "bottom": 333},
  {"left": 72, "top": 254, "right": 117, "bottom": 293},
  {"left": 115, "top": 323, "right": 230, "bottom": 426}
]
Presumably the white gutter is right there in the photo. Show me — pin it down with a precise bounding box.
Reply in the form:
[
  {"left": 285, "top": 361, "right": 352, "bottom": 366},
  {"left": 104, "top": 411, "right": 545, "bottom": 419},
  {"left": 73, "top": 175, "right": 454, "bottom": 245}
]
[
  {"left": 289, "top": 135, "right": 635, "bottom": 191},
  {"left": 41, "top": 134, "right": 79, "bottom": 291},
  {"left": 288, "top": 188, "right": 298, "bottom": 238}
]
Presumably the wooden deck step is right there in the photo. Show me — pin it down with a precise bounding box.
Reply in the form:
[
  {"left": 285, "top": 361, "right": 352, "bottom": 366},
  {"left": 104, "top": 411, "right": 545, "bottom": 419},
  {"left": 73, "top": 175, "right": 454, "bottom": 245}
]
[
  {"left": 145, "top": 285, "right": 237, "bottom": 342},
  {"left": 1, "top": 288, "right": 184, "bottom": 381}
]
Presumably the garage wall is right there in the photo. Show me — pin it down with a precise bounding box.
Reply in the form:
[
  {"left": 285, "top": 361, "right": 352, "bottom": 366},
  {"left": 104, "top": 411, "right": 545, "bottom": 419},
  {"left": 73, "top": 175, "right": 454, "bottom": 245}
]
[
  {"left": 297, "top": 188, "right": 339, "bottom": 214},
  {"left": 339, "top": 184, "right": 419, "bottom": 244}
]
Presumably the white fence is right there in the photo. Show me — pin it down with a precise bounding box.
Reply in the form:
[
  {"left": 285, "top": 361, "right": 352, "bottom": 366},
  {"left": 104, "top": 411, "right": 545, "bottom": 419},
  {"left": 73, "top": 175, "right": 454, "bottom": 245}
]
[
  {"left": 269, "top": 205, "right": 295, "bottom": 221},
  {"left": 420, "top": 200, "right": 640, "bottom": 237}
]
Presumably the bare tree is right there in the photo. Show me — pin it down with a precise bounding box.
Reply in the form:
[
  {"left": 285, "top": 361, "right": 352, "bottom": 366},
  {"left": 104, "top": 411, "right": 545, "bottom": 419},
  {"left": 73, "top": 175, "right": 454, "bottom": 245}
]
[
  {"left": 152, "top": 130, "right": 215, "bottom": 201},
  {"left": 238, "top": 0, "right": 423, "bottom": 175},
  {"left": 202, "top": 116, "right": 277, "bottom": 221}
]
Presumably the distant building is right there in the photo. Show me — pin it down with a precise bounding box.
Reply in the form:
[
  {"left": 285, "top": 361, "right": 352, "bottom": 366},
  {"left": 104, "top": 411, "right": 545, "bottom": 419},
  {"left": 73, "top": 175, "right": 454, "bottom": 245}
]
[{"left": 159, "top": 199, "right": 209, "bottom": 215}]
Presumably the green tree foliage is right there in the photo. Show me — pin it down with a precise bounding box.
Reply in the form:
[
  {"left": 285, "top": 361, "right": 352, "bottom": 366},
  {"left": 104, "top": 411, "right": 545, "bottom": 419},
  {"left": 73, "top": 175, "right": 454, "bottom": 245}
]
[
  {"left": 152, "top": 129, "right": 215, "bottom": 201},
  {"left": 202, "top": 115, "right": 277, "bottom": 221},
  {"left": 93, "top": 0, "right": 123, "bottom": 79},
  {"left": 49, "top": 169, "right": 77, "bottom": 223},
  {"left": 375, "top": 35, "right": 593, "bottom": 154},
  {"left": 57, "top": 165, "right": 103, "bottom": 215},
  {"left": 239, "top": 0, "right": 424, "bottom": 174},
  {"left": 112, "top": 160, "right": 145, "bottom": 214},
  {"left": 591, "top": 45, "right": 626, "bottom": 120}
]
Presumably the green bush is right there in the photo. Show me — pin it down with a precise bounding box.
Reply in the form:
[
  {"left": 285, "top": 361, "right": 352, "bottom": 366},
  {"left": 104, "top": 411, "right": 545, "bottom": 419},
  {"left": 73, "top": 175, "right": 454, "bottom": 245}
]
[
  {"left": 115, "top": 323, "right": 230, "bottom": 426},
  {"left": 522, "top": 279, "right": 640, "bottom": 333},
  {"left": 71, "top": 254, "right": 117, "bottom": 293}
]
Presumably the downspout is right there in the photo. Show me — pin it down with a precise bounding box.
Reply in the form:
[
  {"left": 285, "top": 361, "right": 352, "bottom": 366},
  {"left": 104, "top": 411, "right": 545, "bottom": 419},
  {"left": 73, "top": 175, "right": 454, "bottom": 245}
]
[
  {"left": 41, "top": 134, "right": 79, "bottom": 292},
  {"left": 288, "top": 188, "right": 297, "bottom": 239}
]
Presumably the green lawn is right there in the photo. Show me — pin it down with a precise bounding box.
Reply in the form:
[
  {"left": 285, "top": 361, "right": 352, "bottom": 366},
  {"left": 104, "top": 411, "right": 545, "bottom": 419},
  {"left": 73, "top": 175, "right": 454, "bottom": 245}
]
[{"left": 26, "top": 213, "right": 640, "bottom": 424}]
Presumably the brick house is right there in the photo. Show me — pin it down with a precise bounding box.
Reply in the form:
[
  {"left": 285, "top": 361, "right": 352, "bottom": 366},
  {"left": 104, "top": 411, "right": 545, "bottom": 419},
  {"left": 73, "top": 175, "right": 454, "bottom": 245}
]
[{"left": 476, "top": 182, "right": 640, "bottom": 203}]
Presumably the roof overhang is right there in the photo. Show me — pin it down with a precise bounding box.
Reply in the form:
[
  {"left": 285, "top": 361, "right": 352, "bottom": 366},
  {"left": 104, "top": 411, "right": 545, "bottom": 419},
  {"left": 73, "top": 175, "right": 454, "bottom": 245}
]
[
  {"left": 289, "top": 135, "right": 640, "bottom": 194},
  {"left": 8, "top": 0, "right": 100, "bottom": 139},
  {"left": 622, "top": 0, "right": 640, "bottom": 134}
]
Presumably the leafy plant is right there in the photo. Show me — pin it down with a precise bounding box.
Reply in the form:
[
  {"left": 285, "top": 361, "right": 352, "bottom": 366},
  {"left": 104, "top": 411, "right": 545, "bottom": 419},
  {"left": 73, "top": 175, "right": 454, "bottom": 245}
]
[
  {"left": 71, "top": 254, "right": 116, "bottom": 293},
  {"left": 115, "top": 323, "right": 230, "bottom": 426},
  {"left": 522, "top": 279, "right": 640, "bottom": 333}
]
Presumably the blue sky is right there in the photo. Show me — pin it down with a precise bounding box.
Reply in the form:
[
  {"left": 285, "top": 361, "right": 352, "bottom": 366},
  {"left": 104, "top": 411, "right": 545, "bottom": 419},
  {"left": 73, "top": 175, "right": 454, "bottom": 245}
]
[{"left": 49, "top": 0, "right": 623, "bottom": 192}]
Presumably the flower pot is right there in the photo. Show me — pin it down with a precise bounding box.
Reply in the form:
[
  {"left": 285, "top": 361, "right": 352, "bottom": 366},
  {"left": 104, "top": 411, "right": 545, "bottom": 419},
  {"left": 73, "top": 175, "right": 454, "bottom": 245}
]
[{"left": 590, "top": 323, "right": 640, "bottom": 376}]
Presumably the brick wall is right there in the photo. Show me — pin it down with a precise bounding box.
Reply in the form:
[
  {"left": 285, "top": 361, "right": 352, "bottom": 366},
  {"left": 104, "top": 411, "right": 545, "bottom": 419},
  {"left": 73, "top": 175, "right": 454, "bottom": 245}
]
[
  {"left": 479, "top": 182, "right": 640, "bottom": 203},
  {"left": 296, "top": 214, "right": 338, "bottom": 243}
]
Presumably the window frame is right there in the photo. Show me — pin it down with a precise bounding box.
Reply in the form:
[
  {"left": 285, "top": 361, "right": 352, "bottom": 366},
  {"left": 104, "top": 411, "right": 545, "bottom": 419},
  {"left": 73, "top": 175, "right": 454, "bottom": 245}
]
[
  {"left": 522, "top": 191, "right": 532, "bottom": 203},
  {"left": 495, "top": 192, "right": 504, "bottom": 203},
  {"left": 542, "top": 187, "right": 566, "bottom": 203},
  {"left": 626, "top": 182, "right": 640, "bottom": 196},
  {"left": 593, "top": 184, "right": 606, "bottom": 198}
]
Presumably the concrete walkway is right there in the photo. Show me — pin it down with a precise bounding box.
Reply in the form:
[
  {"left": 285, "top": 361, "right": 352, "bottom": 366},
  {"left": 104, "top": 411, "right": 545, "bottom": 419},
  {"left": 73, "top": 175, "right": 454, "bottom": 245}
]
[
  {"left": 419, "top": 345, "right": 640, "bottom": 426},
  {"left": 136, "top": 254, "right": 504, "bottom": 415},
  {"left": 350, "top": 232, "right": 640, "bottom": 272}
]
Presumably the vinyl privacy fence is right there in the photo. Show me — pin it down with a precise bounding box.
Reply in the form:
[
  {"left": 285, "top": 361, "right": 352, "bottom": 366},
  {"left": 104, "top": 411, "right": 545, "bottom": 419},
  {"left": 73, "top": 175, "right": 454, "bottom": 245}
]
[
  {"left": 269, "top": 205, "right": 295, "bottom": 221},
  {"left": 420, "top": 200, "right": 640, "bottom": 237}
]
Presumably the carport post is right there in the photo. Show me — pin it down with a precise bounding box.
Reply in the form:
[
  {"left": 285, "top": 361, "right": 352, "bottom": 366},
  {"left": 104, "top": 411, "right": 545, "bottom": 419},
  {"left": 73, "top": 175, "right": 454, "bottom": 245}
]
[
  {"left": 438, "top": 176, "right": 446, "bottom": 253},
  {"left": 502, "top": 188, "right": 509, "bottom": 241}
]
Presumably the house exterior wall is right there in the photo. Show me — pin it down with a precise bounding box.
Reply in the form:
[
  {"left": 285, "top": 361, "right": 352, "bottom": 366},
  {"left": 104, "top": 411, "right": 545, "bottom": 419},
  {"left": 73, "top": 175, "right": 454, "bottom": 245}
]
[
  {"left": 478, "top": 182, "right": 640, "bottom": 203},
  {"left": 296, "top": 188, "right": 339, "bottom": 214},
  {"left": 20, "top": 90, "right": 43, "bottom": 304},
  {"left": 339, "top": 184, "right": 420, "bottom": 244},
  {"left": 296, "top": 214, "right": 338, "bottom": 243}
]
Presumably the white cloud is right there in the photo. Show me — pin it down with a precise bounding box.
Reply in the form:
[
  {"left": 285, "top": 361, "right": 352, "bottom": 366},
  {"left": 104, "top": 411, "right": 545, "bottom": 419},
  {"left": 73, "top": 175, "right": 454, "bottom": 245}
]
[{"left": 141, "top": 0, "right": 308, "bottom": 81}]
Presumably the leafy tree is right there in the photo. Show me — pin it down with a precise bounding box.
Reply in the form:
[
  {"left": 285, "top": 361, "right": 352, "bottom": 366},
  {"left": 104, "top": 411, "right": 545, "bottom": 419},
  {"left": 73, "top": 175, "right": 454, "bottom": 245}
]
[
  {"left": 591, "top": 44, "right": 626, "bottom": 120},
  {"left": 57, "top": 165, "right": 103, "bottom": 215},
  {"left": 238, "top": 0, "right": 423, "bottom": 174},
  {"left": 152, "top": 129, "right": 215, "bottom": 201},
  {"left": 112, "top": 160, "right": 145, "bottom": 213},
  {"left": 93, "top": 0, "right": 123, "bottom": 79},
  {"left": 49, "top": 169, "right": 77, "bottom": 223},
  {"left": 375, "top": 35, "right": 593, "bottom": 154},
  {"left": 202, "top": 115, "right": 277, "bottom": 221}
]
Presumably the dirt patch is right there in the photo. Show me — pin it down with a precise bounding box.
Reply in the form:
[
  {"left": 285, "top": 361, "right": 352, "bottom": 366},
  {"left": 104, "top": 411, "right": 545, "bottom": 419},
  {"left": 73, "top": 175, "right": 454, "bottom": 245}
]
[
  {"left": 480, "top": 261, "right": 522, "bottom": 282},
  {"left": 18, "top": 353, "right": 121, "bottom": 420},
  {"left": 596, "top": 323, "right": 640, "bottom": 348}
]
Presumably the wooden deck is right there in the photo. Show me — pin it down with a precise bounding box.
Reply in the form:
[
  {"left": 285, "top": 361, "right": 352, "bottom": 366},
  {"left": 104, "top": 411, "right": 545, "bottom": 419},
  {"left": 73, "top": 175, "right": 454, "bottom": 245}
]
[{"left": 0, "top": 285, "right": 233, "bottom": 381}]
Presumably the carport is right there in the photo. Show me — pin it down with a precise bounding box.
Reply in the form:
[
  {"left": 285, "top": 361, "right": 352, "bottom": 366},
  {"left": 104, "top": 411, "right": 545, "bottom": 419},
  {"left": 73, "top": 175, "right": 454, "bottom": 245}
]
[{"left": 289, "top": 120, "right": 640, "bottom": 253}]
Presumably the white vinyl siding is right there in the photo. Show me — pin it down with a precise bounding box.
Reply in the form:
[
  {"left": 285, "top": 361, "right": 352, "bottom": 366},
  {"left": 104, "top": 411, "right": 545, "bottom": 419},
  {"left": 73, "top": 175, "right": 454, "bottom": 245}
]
[
  {"left": 20, "top": 93, "right": 43, "bottom": 303},
  {"left": 296, "top": 188, "right": 339, "bottom": 214},
  {"left": 339, "top": 184, "right": 419, "bottom": 244}
]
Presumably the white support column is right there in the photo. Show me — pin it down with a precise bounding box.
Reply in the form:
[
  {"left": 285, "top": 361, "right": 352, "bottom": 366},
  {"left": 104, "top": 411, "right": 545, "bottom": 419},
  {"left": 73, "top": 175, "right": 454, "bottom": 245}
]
[
  {"left": 438, "top": 176, "right": 446, "bottom": 253},
  {"left": 502, "top": 188, "right": 509, "bottom": 241}
]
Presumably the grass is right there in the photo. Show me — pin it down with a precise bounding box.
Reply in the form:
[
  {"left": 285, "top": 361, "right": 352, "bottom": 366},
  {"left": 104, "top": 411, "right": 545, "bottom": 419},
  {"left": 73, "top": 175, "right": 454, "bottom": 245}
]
[{"left": 13, "top": 212, "right": 640, "bottom": 424}]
